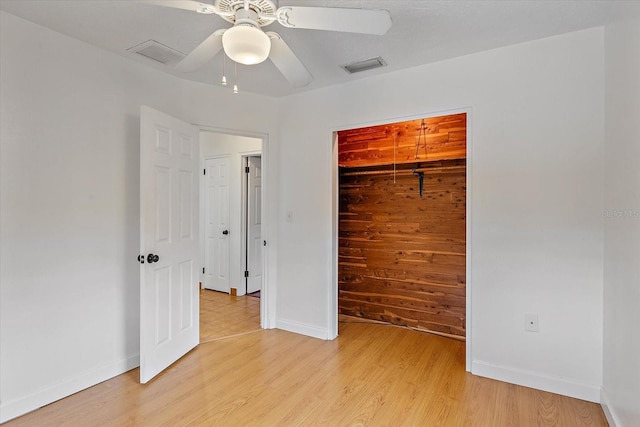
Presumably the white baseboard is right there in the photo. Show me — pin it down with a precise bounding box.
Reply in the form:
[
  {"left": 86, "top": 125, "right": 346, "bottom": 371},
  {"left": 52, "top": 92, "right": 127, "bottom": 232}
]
[
  {"left": 472, "top": 360, "right": 601, "bottom": 403},
  {"left": 276, "top": 318, "right": 331, "bottom": 340},
  {"left": 0, "top": 354, "right": 139, "bottom": 423},
  {"left": 600, "top": 388, "right": 621, "bottom": 427}
]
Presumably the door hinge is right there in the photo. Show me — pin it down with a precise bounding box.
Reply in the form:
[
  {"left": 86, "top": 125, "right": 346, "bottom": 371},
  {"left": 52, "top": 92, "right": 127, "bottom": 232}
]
[
  {"left": 245, "top": 166, "right": 250, "bottom": 174},
  {"left": 202, "top": 267, "right": 205, "bottom": 274},
  {"left": 244, "top": 270, "right": 249, "bottom": 278}
]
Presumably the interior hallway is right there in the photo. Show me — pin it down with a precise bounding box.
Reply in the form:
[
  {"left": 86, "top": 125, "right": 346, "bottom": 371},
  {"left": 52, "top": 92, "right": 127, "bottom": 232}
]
[{"left": 200, "top": 289, "right": 261, "bottom": 343}]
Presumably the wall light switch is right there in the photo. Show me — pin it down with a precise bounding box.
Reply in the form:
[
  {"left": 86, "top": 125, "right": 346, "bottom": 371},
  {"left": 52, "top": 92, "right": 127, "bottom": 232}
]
[{"left": 524, "top": 313, "right": 539, "bottom": 332}]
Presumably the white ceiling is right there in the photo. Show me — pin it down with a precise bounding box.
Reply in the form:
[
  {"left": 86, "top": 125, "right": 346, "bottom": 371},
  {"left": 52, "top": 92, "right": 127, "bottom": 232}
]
[{"left": 0, "top": 0, "right": 614, "bottom": 97}]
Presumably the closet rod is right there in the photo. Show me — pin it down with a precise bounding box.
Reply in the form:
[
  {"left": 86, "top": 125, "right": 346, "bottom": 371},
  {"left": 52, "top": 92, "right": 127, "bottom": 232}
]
[{"left": 340, "top": 165, "right": 465, "bottom": 177}]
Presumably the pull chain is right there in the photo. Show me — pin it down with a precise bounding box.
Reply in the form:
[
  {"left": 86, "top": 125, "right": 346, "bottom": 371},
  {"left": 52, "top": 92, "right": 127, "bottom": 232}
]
[
  {"left": 221, "top": 54, "right": 227, "bottom": 86},
  {"left": 233, "top": 61, "right": 239, "bottom": 94}
]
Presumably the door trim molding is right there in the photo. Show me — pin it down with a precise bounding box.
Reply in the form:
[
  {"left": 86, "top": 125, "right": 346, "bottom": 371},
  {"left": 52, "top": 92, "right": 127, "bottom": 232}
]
[
  {"left": 329, "top": 106, "right": 473, "bottom": 371},
  {"left": 196, "top": 126, "right": 273, "bottom": 330}
]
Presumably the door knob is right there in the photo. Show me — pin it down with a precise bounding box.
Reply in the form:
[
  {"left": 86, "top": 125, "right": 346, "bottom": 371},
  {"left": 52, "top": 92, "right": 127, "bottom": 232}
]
[
  {"left": 222, "top": 230, "right": 229, "bottom": 235},
  {"left": 147, "top": 253, "right": 159, "bottom": 263}
]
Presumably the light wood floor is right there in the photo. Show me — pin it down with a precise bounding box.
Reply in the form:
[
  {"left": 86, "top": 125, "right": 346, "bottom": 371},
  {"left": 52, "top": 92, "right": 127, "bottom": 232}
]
[
  {"left": 6, "top": 308, "right": 607, "bottom": 426},
  {"left": 200, "top": 289, "right": 261, "bottom": 343}
]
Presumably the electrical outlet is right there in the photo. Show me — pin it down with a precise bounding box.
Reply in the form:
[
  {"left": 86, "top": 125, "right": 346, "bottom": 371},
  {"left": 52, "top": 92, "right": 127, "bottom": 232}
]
[{"left": 524, "top": 313, "right": 539, "bottom": 332}]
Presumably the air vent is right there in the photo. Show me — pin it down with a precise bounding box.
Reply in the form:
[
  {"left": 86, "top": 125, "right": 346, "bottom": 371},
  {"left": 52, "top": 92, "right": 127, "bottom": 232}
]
[
  {"left": 341, "top": 56, "right": 387, "bottom": 74},
  {"left": 127, "top": 40, "right": 185, "bottom": 65}
]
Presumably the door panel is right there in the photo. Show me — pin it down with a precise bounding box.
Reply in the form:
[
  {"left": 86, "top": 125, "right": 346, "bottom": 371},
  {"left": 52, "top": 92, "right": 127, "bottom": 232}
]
[
  {"left": 179, "top": 260, "right": 194, "bottom": 330},
  {"left": 155, "top": 266, "right": 172, "bottom": 345},
  {"left": 179, "top": 171, "right": 194, "bottom": 239},
  {"left": 247, "top": 156, "right": 262, "bottom": 294},
  {"left": 155, "top": 167, "right": 171, "bottom": 243},
  {"left": 140, "top": 106, "right": 199, "bottom": 384},
  {"left": 204, "top": 157, "right": 230, "bottom": 292}
]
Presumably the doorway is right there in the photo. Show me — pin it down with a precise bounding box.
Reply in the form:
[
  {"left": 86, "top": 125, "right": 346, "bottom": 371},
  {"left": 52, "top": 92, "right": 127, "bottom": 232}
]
[
  {"left": 334, "top": 113, "right": 468, "bottom": 340},
  {"left": 199, "top": 131, "right": 263, "bottom": 342}
]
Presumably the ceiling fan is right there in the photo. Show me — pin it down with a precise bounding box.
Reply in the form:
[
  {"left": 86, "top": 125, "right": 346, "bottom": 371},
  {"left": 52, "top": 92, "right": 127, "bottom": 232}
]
[{"left": 140, "top": 0, "right": 392, "bottom": 88}]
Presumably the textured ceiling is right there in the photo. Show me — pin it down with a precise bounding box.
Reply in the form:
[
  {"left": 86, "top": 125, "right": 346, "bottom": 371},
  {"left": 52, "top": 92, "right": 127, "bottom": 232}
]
[{"left": 0, "top": 0, "right": 613, "bottom": 97}]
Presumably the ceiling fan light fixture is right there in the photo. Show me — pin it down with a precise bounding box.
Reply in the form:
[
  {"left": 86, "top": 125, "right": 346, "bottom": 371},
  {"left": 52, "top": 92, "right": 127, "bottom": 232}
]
[{"left": 222, "top": 25, "right": 271, "bottom": 65}]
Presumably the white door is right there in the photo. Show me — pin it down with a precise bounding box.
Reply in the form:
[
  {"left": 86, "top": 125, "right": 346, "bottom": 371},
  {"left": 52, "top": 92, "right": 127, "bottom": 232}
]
[
  {"left": 139, "top": 106, "right": 199, "bottom": 384},
  {"left": 204, "top": 157, "right": 230, "bottom": 293},
  {"left": 246, "top": 156, "right": 262, "bottom": 293}
]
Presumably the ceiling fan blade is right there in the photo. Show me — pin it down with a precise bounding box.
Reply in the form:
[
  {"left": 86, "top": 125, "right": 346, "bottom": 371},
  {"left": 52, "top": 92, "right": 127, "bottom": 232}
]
[
  {"left": 175, "top": 29, "right": 226, "bottom": 72},
  {"left": 136, "top": 1, "right": 217, "bottom": 14},
  {"left": 267, "top": 32, "right": 312, "bottom": 88},
  {"left": 276, "top": 6, "right": 392, "bottom": 35}
]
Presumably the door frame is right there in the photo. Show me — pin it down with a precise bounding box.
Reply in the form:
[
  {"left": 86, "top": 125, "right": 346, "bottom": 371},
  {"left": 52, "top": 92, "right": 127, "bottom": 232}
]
[
  {"left": 197, "top": 126, "right": 272, "bottom": 330},
  {"left": 241, "top": 153, "right": 262, "bottom": 295},
  {"left": 330, "top": 107, "right": 473, "bottom": 371}
]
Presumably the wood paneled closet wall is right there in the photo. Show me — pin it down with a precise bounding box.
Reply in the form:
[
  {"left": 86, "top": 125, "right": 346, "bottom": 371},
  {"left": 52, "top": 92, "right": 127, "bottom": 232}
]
[{"left": 338, "top": 113, "right": 467, "bottom": 339}]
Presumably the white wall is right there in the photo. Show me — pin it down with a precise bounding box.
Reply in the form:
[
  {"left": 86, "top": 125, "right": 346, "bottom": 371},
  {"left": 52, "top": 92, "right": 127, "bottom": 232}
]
[
  {"left": 0, "top": 11, "right": 278, "bottom": 422},
  {"left": 200, "top": 132, "right": 262, "bottom": 296},
  {"left": 0, "top": 7, "right": 615, "bottom": 423},
  {"left": 276, "top": 28, "right": 605, "bottom": 401},
  {"left": 602, "top": 3, "right": 640, "bottom": 426}
]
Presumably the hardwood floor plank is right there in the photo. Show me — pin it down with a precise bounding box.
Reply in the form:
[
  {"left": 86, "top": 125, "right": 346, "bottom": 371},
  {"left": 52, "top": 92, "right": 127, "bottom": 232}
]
[
  {"left": 5, "top": 318, "right": 607, "bottom": 426},
  {"left": 199, "top": 289, "right": 261, "bottom": 343}
]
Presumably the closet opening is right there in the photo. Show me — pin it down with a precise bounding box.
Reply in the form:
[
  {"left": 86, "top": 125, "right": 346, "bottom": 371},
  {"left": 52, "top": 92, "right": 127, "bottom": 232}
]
[{"left": 336, "top": 113, "right": 467, "bottom": 341}]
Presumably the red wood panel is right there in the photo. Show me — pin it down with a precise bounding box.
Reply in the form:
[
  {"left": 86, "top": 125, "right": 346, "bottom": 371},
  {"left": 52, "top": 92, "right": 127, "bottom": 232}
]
[
  {"left": 338, "top": 113, "right": 467, "bottom": 339},
  {"left": 338, "top": 113, "right": 467, "bottom": 167}
]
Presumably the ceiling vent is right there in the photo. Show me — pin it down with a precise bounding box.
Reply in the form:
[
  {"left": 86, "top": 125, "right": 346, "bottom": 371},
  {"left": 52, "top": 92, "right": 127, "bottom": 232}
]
[
  {"left": 341, "top": 56, "right": 387, "bottom": 74},
  {"left": 127, "top": 40, "right": 185, "bottom": 65}
]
